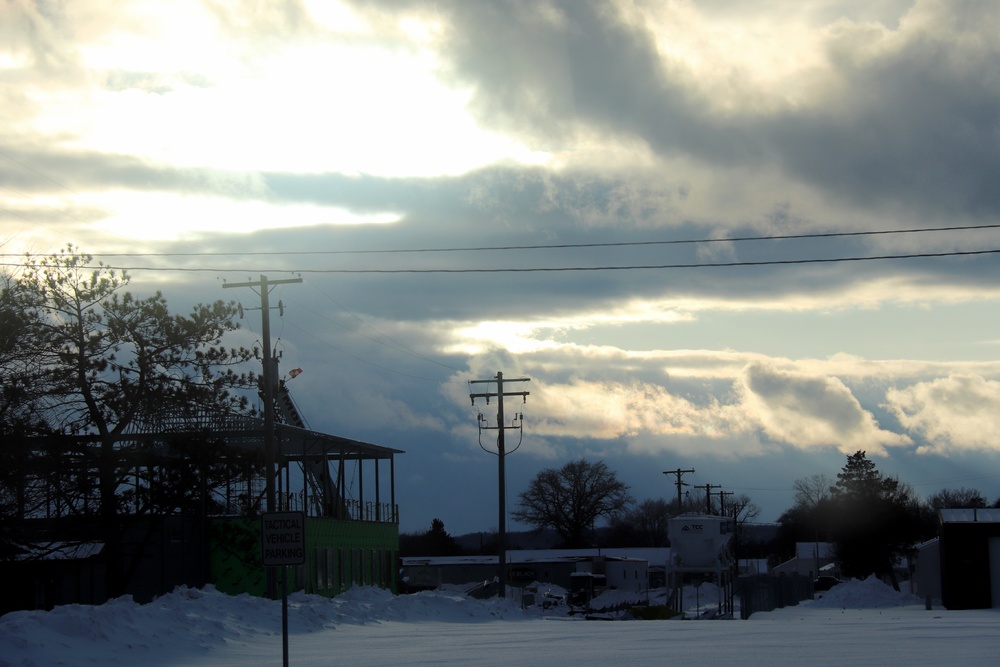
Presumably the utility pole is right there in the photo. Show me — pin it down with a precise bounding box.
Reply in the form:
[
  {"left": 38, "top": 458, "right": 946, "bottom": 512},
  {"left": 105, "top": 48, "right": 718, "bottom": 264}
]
[
  {"left": 224, "top": 275, "right": 301, "bottom": 600},
  {"left": 694, "top": 483, "right": 721, "bottom": 515},
  {"left": 663, "top": 468, "right": 695, "bottom": 514},
  {"left": 470, "top": 371, "right": 529, "bottom": 599},
  {"left": 224, "top": 275, "right": 302, "bottom": 513},
  {"left": 718, "top": 490, "right": 734, "bottom": 517}
]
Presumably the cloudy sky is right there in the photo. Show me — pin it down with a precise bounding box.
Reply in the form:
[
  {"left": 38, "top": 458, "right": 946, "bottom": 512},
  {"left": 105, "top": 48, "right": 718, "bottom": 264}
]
[{"left": 4, "top": 0, "right": 1000, "bottom": 535}]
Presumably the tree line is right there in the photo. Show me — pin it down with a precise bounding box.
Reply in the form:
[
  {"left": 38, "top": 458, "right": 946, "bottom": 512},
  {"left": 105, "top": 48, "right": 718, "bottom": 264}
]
[
  {"left": 410, "top": 454, "right": 998, "bottom": 589},
  {"left": 402, "top": 458, "right": 761, "bottom": 556},
  {"left": 774, "top": 450, "right": 1000, "bottom": 589}
]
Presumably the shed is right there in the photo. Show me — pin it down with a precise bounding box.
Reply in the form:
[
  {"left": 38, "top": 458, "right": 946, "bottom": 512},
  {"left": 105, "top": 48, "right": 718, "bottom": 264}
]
[{"left": 938, "top": 508, "right": 1000, "bottom": 610}]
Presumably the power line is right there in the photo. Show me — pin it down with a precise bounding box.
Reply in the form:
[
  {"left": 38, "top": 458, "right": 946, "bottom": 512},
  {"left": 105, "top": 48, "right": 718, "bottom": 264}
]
[
  {"left": 297, "top": 248, "right": 1000, "bottom": 273},
  {"left": 2, "top": 223, "right": 998, "bottom": 258},
  {"left": 4, "top": 247, "right": 995, "bottom": 273}
]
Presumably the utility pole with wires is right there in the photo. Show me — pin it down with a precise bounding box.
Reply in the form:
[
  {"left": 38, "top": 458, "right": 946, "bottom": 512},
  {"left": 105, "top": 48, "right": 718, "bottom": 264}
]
[
  {"left": 222, "top": 274, "right": 302, "bottom": 604},
  {"left": 224, "top": 275, "right": 302, "bottom": 602},
  {"left": 718, "top": 490, "right": 734, "bottom": 517},
  {"left": 663, "top": 468, "right": 695, "bottom": 514},
  {"left": 470, "top": 371, "right": 530, "bottom": 599},
  {"left": 694, "top": 483, "right": 721, "bottom": 515}
]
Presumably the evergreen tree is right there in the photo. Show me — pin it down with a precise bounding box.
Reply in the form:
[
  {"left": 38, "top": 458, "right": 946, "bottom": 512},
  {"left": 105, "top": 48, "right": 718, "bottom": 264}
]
[
  {"left": 399, "top": 518, "right": 462, "bottom": 557},
  {"left": 828, "top": 451, "right": 922, "bottom": 590},
  {"left": 5, "top": 248, "right": 256, "bottom": 594}
]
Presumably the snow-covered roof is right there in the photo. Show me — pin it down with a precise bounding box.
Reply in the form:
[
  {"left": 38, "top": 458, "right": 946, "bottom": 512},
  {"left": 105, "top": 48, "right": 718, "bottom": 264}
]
[{"left": 939, "top": 508, "right": 1000, "bottom": 523}]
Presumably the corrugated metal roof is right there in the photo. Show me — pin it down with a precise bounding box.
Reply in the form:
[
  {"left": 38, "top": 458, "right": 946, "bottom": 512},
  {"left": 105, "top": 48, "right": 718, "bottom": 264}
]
[{"left": 939, "top": 508, "right": 1000, "bottom": 523}]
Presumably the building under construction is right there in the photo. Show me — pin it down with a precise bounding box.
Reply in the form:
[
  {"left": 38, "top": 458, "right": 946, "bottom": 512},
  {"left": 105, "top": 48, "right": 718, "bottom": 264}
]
[{"left": 1, "top": 382, "right": 404, "bottom": 613}]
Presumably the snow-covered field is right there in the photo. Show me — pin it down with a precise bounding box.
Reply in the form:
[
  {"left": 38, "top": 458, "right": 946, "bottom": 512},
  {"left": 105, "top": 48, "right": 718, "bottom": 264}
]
[{"left": 2, "top": 577, "right": 998, "bottom": 666}]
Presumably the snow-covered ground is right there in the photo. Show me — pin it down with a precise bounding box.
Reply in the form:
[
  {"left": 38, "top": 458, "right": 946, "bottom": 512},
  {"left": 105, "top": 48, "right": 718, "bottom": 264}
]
[{"left": 2, "top": 577, "right": 998, "bottom": 666}]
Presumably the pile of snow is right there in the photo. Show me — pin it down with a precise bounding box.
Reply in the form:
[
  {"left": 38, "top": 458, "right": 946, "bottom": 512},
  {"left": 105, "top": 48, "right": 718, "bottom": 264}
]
[
  {"left": 0, "top": 585, "right": 549, "bottom": 666},
  {"left": 4, "top": 580, "right": 999, "bottom": 666},
  {"left": 809, "top": 575, "right": 923, "bottom": 609},
  {"left": 583, "top": 576, "right": 922, "bottom": 616}
]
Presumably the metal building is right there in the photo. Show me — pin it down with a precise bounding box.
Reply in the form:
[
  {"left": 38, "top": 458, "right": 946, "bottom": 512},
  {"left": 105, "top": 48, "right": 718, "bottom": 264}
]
[{"left": 938, "top": 508, "right": 1000, "bottom": 610}]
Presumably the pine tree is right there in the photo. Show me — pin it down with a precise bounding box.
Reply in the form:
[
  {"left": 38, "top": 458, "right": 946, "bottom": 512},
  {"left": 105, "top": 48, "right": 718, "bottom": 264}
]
[
  {"left": 828, "top": 451, "right": 921, "bottom": 589},
  {"left": 6, "top": 248, "right": 256, "bottom": 596}
]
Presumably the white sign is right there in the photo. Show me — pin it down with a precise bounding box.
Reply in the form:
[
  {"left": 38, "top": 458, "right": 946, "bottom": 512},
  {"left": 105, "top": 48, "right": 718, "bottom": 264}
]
[{"left": 260, "top": 511, "right": 306, "bottom": 566}]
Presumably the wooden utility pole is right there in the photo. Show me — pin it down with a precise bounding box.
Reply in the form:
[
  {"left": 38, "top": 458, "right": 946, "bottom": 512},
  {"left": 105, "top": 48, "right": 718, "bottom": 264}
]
[
  {"left": 470, "top": 371, "right": 529, "bottom": 599},
  {"left": 663, "top": 468, "right": 695, "bottom": 514},
  {"left": 223, "top": 275, "right": 302, "bottom": 513},
  {"left": 224, "top": 275, "right": 302, "bottom": 599},
  {"left": 718, "top": 490, "right": 734, "bottom": 517},
  {"left": 694, "top": 483, "right": 721, "bottom": 515}
]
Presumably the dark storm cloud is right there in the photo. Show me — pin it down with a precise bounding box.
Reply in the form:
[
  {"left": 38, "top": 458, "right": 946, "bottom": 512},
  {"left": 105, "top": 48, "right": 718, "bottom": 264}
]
[
  {"left": 768, "top": 22, "right": 1000, "bottom": 217},
  {"left": 346, "top": 0, "right": 1000, "bottom": 218},
  {"left": 7, "top": 144, "right": 992, "bottom": 326},
  {"left": 7, "top": 135, "right": 998, "bottom": 332},
  {"left": 351, "top": 0, "right": 701, "bottom": 151}
]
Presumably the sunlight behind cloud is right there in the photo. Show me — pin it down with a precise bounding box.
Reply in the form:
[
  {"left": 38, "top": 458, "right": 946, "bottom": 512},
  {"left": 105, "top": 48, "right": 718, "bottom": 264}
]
[
  {"left": 449, "top": 305, "right": 693, "bottom": 355},
  {"left": 88, "top": 191, "right": 398, "bottom": 241},
  {"left": 303, "top": 0, "right": 370, "bottom": 33},
  {"left": 528, "top": 377, "right": 748, "bottom": 441},
  {"left": 635, "top": 1, "right": 831, "bottom": 112},
  {"left": 59, "top": 35, "right": 546, "bottom": 178}
]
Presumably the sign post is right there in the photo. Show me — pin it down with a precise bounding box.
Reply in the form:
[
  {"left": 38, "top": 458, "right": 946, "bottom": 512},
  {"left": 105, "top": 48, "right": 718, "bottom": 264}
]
[{"left": 261, "top": 512, "right": 306, "bottom": 667}]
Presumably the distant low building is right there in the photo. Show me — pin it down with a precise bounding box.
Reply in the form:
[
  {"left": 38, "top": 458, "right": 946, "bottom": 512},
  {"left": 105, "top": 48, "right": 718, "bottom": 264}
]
[
  {"left": 400, "top": 548, "right": 661, "bottom": 593},
  {"left": 770, "top": 542, "right": 838, "bottom": 579}
]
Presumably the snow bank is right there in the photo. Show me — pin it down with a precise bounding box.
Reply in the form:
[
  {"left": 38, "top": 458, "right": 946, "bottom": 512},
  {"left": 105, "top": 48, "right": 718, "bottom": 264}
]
[
  {"left": 5, "top": 579, "right": 999, "bottom": 667},
  {"left": 0, "top": 585, "right": 550, "bottom": 666},
  {"left": 808, "top": 575, "right": 923, "bottom": 609}
]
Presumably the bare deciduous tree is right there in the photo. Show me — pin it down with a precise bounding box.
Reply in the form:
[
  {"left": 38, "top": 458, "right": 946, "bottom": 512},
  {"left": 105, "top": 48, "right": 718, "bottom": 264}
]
[
  {"left": 513, "top": 459, "right": 633, "bottom": 548},
  {"left": 793, "top": 474, "right": 833, "bottom": 510},
  {"left": 609, "top": 498, "right": 671, "bottom": 547},
  {"left": 926, "top": 487, "right": 987, "bottom": 510}
]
